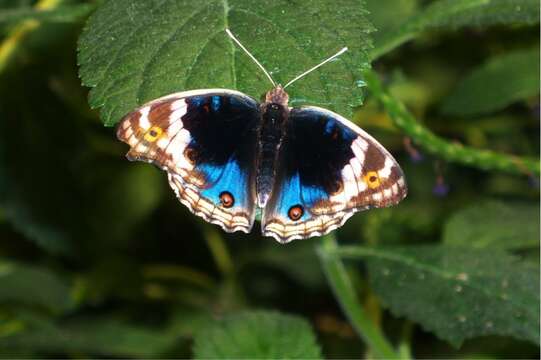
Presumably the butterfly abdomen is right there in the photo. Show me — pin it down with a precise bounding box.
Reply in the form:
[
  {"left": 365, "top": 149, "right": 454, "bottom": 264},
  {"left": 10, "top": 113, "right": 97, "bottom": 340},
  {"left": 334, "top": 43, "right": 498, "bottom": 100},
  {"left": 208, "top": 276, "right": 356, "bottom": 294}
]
[{"left": 256, "top": 103, "right": 289, "bottom": 207}]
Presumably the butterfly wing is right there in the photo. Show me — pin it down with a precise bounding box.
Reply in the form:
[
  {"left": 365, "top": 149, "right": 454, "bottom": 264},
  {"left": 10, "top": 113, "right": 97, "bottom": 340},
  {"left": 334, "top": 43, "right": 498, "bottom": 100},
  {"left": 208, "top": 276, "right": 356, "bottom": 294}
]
[
  {"left": 117, "top": 89, "right": 260, "bottom": 233},
  {"left": 262, "top": 106, "right": 407, "bottom": 242}
]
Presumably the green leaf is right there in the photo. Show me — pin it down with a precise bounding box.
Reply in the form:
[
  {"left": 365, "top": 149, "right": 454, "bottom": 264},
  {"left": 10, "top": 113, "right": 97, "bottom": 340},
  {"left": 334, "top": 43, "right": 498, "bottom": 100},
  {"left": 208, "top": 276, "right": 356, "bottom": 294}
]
[
  {"left": 331, "top": 245, "right": 540, "bottom": 346},
  {"left": 372, "top": 0, "right": 540, "bottom": 59},
  {"left": 443, "top": 200, "right": 540, "bottom": 250},
  {"left": 0, "top": 0, "right": 31, "bottom": 10},
  {"left": 0, "top": 57, "right": 164, "bottom": 255},
  {"left": 77, "top": 0, "right": 374, "bottom": 126},
  {"left": 192, "top": 310, "right": 322, "bottom": 359},
  {"left": 0, "top": 260, "right": 73, "bottom": 313},
  {"left": 441, "top": 47, "right": 540, "bottom": 116},
  {"left": 0, "top": 4, "right": 95, "bottom": 25},
  {"left": 365, "top": 0, "right": 419, "bottom": 38},
  {"left": 0, "top": 317, "right": 178, "bottom": 357},
  {"left": 92, "top": 164, "right": 165, "bottom": 241},
  {"left": 0, "top": 60, "right": 89, "bottom": 255}
]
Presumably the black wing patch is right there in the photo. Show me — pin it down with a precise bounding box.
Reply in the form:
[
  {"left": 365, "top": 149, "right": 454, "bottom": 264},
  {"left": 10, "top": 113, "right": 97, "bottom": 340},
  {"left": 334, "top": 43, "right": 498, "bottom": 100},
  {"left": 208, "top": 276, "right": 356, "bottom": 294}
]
[
  {"left": 262, "top": 106, "right": 407, "bottom": 242},
  {"left": 117, "top": 90, "right": 261, "bottom": 233}
]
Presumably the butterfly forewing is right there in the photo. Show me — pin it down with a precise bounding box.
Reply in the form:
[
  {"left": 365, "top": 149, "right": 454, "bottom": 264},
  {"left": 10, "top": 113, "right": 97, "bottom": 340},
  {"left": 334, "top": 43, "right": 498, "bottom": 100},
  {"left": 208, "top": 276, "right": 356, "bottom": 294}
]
[
  {"left": 117, "top": 89, "right": 261, "bottom": 234},
  {"left": 262, "top": 106, "right": 407, "bottom": 243},
  {"left": 117, "top": 87, "right": 406, "bottom": 242}
]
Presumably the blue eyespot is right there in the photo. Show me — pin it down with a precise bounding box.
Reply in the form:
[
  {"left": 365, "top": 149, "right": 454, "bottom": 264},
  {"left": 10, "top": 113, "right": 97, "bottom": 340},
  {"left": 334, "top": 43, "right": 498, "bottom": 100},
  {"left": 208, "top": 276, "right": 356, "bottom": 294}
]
[{"left": 200, "top": 160, "right": 247, "bottom": 206}]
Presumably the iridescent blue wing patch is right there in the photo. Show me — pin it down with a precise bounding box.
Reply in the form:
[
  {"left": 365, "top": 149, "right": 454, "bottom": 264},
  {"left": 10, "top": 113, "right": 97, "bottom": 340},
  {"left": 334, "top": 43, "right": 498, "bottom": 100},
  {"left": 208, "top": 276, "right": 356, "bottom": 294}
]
[
  {"left": 117, "top": 89, "right": 260, "bottom": 234},
  {"left": 262, "top": 106, "right": 407, "bottom": 242}
]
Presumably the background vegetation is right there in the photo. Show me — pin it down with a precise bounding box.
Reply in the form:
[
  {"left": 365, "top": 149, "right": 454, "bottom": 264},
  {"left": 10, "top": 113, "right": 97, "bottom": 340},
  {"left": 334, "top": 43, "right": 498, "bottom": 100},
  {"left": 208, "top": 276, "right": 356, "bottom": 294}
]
[{"left": 0, "top": 0, "right": 539, "bottom": 358}]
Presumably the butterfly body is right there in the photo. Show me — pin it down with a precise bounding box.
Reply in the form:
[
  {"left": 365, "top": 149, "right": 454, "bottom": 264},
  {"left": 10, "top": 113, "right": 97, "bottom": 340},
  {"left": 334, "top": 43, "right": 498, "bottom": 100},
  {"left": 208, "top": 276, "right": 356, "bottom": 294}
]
[
  {"left": 117, "top": 86, "right": 407, "bottom": 243},
  {"left": 256, "top": 89, "right": 290, "bottom": 207}
]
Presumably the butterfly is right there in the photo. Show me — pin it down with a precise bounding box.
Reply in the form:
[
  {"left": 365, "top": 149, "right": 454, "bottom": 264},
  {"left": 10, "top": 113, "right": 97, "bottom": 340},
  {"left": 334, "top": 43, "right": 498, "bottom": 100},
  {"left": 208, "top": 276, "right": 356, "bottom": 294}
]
[{"left": 116, "top": 29, "right": 407, "bottom": 243}]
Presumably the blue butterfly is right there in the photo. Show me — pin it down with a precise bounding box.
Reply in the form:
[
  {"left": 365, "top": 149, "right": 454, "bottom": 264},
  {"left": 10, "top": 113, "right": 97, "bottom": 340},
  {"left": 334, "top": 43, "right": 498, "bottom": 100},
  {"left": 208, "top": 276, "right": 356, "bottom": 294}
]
[{"left": 117, "top": 30, "right": 407, "bottom": 243}]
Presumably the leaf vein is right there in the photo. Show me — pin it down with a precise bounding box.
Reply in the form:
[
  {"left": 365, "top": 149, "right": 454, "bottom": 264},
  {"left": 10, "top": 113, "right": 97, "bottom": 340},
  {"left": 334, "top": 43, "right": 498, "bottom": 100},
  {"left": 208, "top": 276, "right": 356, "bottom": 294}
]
[{"left": 184, "top": 30, "right": 228, "bottom": 87}]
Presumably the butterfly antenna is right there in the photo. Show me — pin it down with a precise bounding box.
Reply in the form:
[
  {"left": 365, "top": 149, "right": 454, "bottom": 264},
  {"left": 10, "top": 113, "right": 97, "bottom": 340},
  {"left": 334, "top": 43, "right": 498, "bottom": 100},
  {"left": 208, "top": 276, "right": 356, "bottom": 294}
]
[
  {"left": 225, "top": 28, "right": 277, "bottom": 87},
  {"left": 283, "top": 47, "right": 348, "bottom": 89}
]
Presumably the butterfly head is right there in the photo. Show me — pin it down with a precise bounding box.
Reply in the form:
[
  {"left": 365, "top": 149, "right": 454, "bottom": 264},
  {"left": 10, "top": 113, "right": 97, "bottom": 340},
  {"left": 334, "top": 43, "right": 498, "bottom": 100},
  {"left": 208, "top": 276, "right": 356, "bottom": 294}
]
[{"left": 265, "top": 86, "right": 289, "bottom": 106}]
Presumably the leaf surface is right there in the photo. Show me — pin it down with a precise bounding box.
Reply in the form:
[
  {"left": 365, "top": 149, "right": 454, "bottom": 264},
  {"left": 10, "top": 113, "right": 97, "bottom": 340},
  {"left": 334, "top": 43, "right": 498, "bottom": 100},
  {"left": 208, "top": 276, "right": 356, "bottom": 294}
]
[
  {"left": 332, "top": 245, "right": 540, "bottom": 346},
  {"left": 0, "top": 317, "right": 178, "bottom": 357},
  {"left": 78, "top": 0, "right": 374, "bottom": 126},
  {"left": 192, "top": 311, "right": 322, "bottom": 359},
  {"left": 0, "top": 260, "right": 73, "bottom": 313},
  {"left": 443, "top": 200, "right": 540, "bottom": 249},
  {"left": 0, "top": 4, "right": 95, "bottom": 24}
]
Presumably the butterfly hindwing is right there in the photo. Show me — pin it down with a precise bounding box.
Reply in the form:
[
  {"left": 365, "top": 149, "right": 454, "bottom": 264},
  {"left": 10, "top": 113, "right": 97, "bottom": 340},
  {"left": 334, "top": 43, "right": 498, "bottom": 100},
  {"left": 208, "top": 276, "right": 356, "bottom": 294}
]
[
  {"left": 117, "top": 89, "right": 260, "bottom": 233},
  {"left": 262, "top": 106, "right": 407, "bottom": 242}
]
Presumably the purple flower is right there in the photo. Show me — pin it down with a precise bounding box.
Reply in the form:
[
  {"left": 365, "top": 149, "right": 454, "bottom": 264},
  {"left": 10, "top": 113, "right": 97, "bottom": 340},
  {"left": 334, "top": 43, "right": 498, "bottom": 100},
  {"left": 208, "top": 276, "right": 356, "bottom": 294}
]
[
  {"left": 528, "top": 175, "right": 540, "bottom": 189},
  {"left": 409, "top": 150, "right": 424, "bottom": 163},
  {"left": 433, "top": 176, "right": 450, "bottom": 197},
  {"left": 403, "top": 137, "right": 424, "bottom": 163}
]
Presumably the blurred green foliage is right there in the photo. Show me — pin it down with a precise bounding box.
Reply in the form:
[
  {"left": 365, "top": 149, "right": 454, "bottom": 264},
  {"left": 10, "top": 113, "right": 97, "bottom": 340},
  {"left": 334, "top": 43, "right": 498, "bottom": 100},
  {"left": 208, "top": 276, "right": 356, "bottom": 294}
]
[
  {"left": 192, "top": 311, "right": 323, "bottom": 359},
  {"left": 441, "top": 46, "right": 540, "bottom": 116},
  {"left": 0, "top": 0, "right": 539, "bottom": 358}
]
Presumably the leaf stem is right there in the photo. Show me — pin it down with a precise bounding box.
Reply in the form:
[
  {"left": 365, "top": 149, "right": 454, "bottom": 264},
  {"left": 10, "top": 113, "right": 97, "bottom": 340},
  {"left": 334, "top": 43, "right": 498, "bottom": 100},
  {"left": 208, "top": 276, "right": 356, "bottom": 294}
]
[
  {"left": 370, "top": 32, "right": 414, "bottom": 61},
  {"left": 364, "top": 69, "right": 540, "bottom": 176},
  {"left": 318, "top": 235, "right": 399, "bottom": 359}
]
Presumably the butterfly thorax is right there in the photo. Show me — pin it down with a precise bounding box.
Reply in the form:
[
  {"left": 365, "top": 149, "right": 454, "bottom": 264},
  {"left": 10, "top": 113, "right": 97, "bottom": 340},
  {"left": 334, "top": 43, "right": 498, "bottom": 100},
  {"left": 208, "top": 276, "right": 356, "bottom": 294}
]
[
  {"left": 256, "top": 91, "right": 290, "bottom": 208},
  {"left": 265, "top": 86, "right": 289, "bottom": 106}
]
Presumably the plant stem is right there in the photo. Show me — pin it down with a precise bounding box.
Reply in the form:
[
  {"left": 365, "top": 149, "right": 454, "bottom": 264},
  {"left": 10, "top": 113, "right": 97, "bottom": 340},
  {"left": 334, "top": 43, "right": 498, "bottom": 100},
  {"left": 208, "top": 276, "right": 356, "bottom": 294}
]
[
  {"left": 364, "top": 69, "right": 540, "bottom": 176},
  {"left": 202, "top": 226, "right": 235, "bottom": 277},
  {"left": 318, "top": 235, "right": 399, "bottom": 359},
  {"left": 370, "top": 32, "right": 414, "bottom": 61},
  {"left": 398, "top": 321, "right": 414, "bottom": 359}
]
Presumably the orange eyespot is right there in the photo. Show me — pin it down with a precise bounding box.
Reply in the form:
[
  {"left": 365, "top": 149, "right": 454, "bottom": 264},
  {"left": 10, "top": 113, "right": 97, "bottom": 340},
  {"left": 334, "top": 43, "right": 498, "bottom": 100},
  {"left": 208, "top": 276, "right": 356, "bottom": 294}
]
[
  {"left": 219, "top": 191, "right": 235, "bottom": 208},
  {"left": 184, "top": 147, "right": 198, "bottom": 164},
  {"left": 144, "top": 126, "right": 163, "bottom": 142},
  {"left": 288, "top": 205, "right": 304, "bottom": 221},
  {"left": 364, "top": 171, "right": 381, "bottom": 189},
  {"left": 330, "top": 180, "right": 343, "bottom": 194}
]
